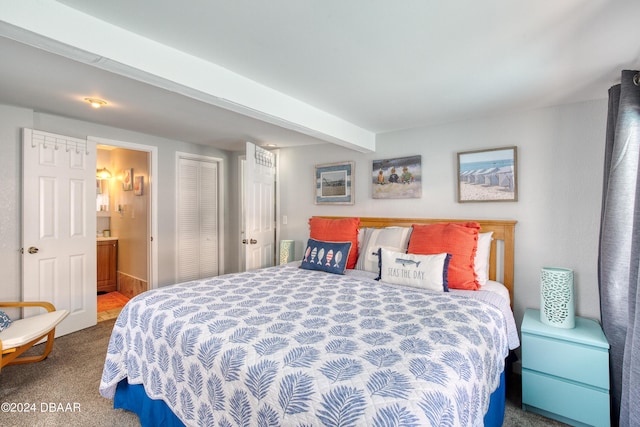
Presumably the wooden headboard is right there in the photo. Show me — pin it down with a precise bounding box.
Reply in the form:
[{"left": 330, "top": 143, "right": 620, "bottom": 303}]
[{"left": 316, "top": 217, "right": 517, "bottom": 306}]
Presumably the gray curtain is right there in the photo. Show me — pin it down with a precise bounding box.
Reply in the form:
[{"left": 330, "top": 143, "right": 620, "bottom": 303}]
[{"left": 599, "top": 69, "right": 640, "bottom": 427}]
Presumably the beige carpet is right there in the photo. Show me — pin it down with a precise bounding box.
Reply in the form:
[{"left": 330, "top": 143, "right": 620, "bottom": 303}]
[{"left": 0, "top": 319, "right": 139, "bottom": 427}]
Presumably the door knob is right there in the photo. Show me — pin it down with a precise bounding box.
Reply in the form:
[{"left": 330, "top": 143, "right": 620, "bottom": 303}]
[
  {"left": 27, "top": 246, "right": 39, "bottom": 254},
  {"left": 242, "top": 239, "right": 258, "bottom": 245},
  {"left": 249, "top": 239, "right": 257, "bottom": 244}
]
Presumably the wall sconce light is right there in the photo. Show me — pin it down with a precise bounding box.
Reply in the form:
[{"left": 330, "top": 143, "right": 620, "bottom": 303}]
[
  {"left": 84, "top": 97, "right": 107, "bottom": 109},
  {"left": 96, "top": 167, "right": 112, "bottom": 179}
]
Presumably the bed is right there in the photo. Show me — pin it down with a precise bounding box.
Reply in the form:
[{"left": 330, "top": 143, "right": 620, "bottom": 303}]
[{"left": 100, "top": 217, "right": 518, "bottom": 426}]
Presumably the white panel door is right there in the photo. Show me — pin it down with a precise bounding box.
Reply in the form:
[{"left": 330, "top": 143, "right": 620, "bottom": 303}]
[
  {"left": 244, "top": 142, "right": 275, "bottom": 270},
  {"left": 22, "top": 129, "right": 96, "bottom": 336}
]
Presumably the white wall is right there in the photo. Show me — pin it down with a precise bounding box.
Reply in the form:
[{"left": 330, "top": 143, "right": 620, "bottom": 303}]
[
  {"left": 0, "top": 105, "right": 232, "bottom": 303},
  {"left": 278, "top": 99, "right": 608, "bottom": 328},
  {"left": 2, "top": 98, "right": 608, "bottom": 332},
  {"left": 108, "top": 148, "right": 149, "bottom": 282},
  {"left": 0, "top": 105, "right": 32, "bottom": 302}
]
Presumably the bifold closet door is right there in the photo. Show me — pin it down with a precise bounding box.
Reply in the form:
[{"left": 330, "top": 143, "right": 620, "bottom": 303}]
[{"left": 177, "top": 157, "right": 218, "bottom": 282}]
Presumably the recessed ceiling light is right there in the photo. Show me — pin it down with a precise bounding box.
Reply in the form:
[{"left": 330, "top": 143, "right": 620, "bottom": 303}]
[{"left": 84, "top": 97, "right": 107, "bottom": 109}]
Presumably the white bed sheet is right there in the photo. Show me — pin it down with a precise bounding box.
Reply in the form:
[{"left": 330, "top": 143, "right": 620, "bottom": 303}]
[{"left": 477, "top": 280, "right": 510, "bottom": 303}]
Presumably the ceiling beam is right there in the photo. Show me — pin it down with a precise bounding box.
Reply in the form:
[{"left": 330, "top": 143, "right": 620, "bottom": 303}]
[{"left": 0, "top": 0, "right": 376, "bottom": 153}]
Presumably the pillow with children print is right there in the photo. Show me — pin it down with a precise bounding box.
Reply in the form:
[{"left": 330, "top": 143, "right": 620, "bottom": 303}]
[
  {"left": 300, "top": 238, "right": 353, "bottom": 275},
  {"left": 379, "top": 248, "right": 451, "bottom": 292}
]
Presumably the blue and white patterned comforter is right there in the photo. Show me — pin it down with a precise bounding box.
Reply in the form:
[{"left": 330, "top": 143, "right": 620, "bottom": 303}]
[{"left": 100, "top": 264, "right": 518, "bottom": 427}]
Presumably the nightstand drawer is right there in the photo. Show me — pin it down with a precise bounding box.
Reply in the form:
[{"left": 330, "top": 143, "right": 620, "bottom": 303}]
[
  {"left": 523, "top": 370, "right": 610, "bottom": 427},
  {"left": 522, "top": 333, "right": 609, "bottom": 389}
]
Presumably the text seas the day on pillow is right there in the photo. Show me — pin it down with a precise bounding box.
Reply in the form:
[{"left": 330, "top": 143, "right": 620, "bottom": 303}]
[
  {"left": 379, "top": 249, "right": 451, "bottom": 292},
  {"left": 386, "top": 266, "right": 427, "bottom": 280}
]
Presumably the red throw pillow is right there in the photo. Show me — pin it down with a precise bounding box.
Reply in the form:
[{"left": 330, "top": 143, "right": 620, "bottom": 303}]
[
  {"left": 407, "top": 222, "right": 480, "bottom": 290},
  {"left": 309, "top": 217, "right": 360, "bottom": 269}
]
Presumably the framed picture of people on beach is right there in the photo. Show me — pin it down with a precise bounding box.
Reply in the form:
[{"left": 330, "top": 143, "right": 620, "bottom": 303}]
[
  {"left": 457, "top": 146, "right": 517, "bottom": 203},
  {"left": 315, "top": 161, "right": 354, "bottom": 205},
  {"left": 372, "top": 155, "right": 422, "bottom": 199}
]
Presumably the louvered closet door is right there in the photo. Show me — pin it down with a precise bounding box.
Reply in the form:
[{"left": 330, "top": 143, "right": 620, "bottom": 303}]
[{"left": 177, "top": 157, "right": 218, "bottom": 282}]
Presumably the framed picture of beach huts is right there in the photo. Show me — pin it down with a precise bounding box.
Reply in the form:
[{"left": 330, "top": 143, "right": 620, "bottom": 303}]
[
  {"left": 315, "top": 161, "right": 354, "bottom": 205},
  {"left": 372, "top": 155, "right": 422, "bottom": 199},
  {"left": 457, "top": 146, "right": 517, "bottom": 202}
]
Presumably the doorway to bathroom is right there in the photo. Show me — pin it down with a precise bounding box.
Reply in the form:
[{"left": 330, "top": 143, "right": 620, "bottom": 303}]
[{"left": 93, "top": 136, "right": 158, "bottom": 321}]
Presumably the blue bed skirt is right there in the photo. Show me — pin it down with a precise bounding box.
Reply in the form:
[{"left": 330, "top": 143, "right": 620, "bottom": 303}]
[{"left": 114, "top": 370, "right": 506, "bottom": 426}]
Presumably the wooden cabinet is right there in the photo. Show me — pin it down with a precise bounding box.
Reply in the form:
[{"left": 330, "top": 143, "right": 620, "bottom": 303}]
[
  {"left": 97, "top": 239, "right": 118, "bottom": 293},
  {"left": 521, "top": 308, "right": 610, "bottom": 427}
]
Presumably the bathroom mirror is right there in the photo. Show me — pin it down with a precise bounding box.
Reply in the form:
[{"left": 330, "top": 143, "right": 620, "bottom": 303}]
[{"left": 96, "top": 168, "right": 111, "bottom": 212}]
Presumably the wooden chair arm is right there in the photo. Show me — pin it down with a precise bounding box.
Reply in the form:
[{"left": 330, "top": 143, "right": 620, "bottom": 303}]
[
  {"left": 0, "top": 301, "right": 56, "bottom": 312},
  {"left": 1, "top": 341, "right": 16, "bottom": 354}
]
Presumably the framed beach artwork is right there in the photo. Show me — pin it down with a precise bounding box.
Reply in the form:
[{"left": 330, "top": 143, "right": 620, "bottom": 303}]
[
  {"left": 315, "top": 161, "right": 354, "bottom": 205},
  {"left": 372, "top": 155, "right": 422, "bottom": 199},
  {"left": 457, "top": 146, "right": 518, "bottom": 202}
]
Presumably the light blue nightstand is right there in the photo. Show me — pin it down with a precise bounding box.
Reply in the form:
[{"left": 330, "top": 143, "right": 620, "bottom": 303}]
[{"left": 521, "top": 308, "right": 610, "bottom": 427}]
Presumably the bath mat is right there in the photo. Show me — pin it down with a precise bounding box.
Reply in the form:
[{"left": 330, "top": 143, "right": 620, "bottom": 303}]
[{"left": 97, "top": 291, "right": 130, "bottom": 312}]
